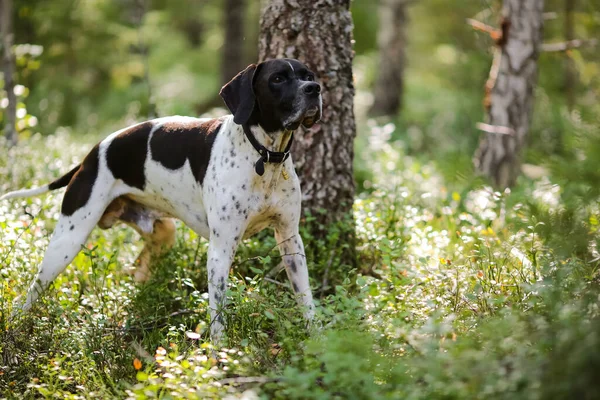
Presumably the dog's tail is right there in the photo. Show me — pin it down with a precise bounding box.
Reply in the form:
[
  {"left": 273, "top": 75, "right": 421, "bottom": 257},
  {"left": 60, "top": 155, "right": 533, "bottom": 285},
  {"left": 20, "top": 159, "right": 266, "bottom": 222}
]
[{"left": 0, "top": 165, "right": 80, "bottom": 201}]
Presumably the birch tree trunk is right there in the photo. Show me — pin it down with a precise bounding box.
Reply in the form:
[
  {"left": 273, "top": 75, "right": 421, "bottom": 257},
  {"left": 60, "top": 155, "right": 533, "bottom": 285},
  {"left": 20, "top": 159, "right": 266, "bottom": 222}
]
[
  {"left": 369, "top": 0, "right": 407, "bottom": 117},
  {"left": 473, "top": 0, "right": 544, "bottom": 189},
  {"left": 258, "top": 0, "right": 356, "bottom": 223},
  {"left": 1, "top": 0, "right": 17, "bottom": 146}
]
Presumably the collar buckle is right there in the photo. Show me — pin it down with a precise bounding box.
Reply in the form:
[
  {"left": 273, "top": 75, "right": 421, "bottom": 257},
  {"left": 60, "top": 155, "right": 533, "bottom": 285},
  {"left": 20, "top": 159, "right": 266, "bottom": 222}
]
[{"left": 243, "top": 124, "right": 294, "bottom": 176}]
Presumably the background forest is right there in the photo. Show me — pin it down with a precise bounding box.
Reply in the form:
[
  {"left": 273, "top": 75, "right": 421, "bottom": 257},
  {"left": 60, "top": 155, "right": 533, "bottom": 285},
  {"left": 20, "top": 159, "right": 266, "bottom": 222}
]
[{"left": 1, "top": 0, "right": 600, "bottom": 399}]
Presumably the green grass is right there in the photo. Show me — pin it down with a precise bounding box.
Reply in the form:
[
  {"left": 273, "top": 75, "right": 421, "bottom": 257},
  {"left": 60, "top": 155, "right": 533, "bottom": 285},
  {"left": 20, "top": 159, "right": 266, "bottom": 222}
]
[{"left": 1, "top": 120, "right": 600, "bottom": 399}]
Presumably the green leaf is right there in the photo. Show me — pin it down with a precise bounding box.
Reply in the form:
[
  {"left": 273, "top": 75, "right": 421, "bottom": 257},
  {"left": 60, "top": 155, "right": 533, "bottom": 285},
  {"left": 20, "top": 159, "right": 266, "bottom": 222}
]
[{"left": 136, "top": 371, "right": 148, "bottom": 382}]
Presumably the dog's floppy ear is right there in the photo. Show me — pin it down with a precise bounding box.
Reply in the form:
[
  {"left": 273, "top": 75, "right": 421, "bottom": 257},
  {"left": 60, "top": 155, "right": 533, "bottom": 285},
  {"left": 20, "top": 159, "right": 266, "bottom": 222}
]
[{"left": 220, "top": 63, "right": 260, "bottom": 125}]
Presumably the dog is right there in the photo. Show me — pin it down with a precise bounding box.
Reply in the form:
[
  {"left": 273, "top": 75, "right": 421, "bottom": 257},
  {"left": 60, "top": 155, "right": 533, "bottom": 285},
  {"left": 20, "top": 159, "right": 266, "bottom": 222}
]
[{"left": 1, "top": 58, "right": 322, "bottom": 343}]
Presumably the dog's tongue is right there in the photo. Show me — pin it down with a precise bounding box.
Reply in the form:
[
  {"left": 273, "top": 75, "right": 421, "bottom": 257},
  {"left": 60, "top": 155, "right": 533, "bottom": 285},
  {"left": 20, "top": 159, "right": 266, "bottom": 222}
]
[{"left": 303, "top": 117, "right": 315, "bottom": 126}]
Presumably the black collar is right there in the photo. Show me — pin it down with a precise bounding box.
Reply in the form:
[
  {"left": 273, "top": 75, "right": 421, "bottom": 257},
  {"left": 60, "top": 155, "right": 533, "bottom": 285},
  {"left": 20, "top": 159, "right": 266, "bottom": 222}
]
[{"left": 242, "top": 124, "right": 293, "bottom": 176}]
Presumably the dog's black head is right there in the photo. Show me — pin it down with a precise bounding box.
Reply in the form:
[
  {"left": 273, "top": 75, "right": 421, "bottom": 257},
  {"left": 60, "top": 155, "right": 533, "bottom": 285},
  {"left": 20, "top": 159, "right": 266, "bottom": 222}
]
[{"left": 220, "top": 58, "right": 322, "bottom": 133}]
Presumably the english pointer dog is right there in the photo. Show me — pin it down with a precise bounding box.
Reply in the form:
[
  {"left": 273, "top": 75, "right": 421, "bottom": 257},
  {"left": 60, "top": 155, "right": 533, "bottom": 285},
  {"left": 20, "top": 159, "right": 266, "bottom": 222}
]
[{"left": 1, "top": 58, "right": 322, "bottom": 342}]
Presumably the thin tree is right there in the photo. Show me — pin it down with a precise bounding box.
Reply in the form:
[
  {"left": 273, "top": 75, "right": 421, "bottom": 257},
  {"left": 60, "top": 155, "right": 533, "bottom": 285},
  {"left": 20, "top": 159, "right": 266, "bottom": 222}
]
[
  {"left": 369, "top": 0, "right": 408, "bottom": 117},
  {"left": 133, "top": 0, "right": 157, "bottom": 118},
  {"left": 473, "top": 0, "right": 545, "bottom": 188},
  {"left": 222, "top": 0, "right": 247, "bottom": 86},
  {"left": 564, "top": 0, "right": 575, "bottom": 110},
  {"left": 1, "top": 0, "right": 17, "bottom": 146},
  {"left": 258, "top": 0, "right": 356, "bottom": 223}
]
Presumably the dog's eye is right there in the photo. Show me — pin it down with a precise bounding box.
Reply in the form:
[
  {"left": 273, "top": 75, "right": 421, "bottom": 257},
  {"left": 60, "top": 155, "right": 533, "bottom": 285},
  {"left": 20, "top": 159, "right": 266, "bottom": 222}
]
[
  {"left": 272, "top": 75, "right": 284, "bottom": 84},
  {"left": 306, "top": 74, "right": 315, "bottom": 82}
]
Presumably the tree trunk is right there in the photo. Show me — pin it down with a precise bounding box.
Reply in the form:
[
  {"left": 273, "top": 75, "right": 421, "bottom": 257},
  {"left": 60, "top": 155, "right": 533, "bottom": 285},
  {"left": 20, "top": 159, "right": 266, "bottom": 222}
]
[
  {"left": 564, "top": 0, "right": 575, "bottom": 110},
  {"left": 1, "top": 0, "right": 17, "bottom": 146},
  {"left": 369, "top": 0, "right": 407, "bottom": 117},
  {"left": 222, "top": 0, "right": 247, "bottom": 85},
  {"left": 473, "top": 0, "right": 544, "bottom": 189},
  {"left": 258, "top": 0, "right": 356, "bottom": 222}
]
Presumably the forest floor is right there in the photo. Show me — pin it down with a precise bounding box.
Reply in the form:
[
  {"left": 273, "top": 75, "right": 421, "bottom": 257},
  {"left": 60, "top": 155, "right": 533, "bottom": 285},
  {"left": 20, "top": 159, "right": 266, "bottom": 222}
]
[{"left": 1, "top": 114, "right": 599, "bottom": 399}]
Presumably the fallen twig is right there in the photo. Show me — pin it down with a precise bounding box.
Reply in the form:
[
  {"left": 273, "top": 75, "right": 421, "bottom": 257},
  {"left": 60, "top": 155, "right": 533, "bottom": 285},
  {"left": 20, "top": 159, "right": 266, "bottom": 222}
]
[
  {"left": 215, "top": 376, "right": 281, "bottom": 386},
  {"left": 263, "top": 277, "right": 288, "bottom": 288}
]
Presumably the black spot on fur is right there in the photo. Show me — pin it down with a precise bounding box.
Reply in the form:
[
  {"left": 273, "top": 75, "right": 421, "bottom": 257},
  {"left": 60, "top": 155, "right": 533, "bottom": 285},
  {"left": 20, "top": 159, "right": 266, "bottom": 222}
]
[
  {"left": 106, "top": 122, "right": 153, "bottom": 190},
  {"left": 293, "top": 282, "right": 299, "bottom": 293},
  {"left": 290, "top": 260, "right": 297, "bottom": 273},
  {"left": 61, "top": 145, "right": 100, "bottom": 216},
  {"left": 150, "top": 118, "right": 224, "bottom": 185},
  {"left": 70, "top": 225, "right": 74, "bottom": 231}
]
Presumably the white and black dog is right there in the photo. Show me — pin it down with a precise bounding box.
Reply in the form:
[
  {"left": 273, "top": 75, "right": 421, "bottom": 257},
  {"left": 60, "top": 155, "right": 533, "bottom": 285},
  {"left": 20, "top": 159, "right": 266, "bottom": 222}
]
[{"left": 1, "top": 58, "right": 322, "bottom": 342}]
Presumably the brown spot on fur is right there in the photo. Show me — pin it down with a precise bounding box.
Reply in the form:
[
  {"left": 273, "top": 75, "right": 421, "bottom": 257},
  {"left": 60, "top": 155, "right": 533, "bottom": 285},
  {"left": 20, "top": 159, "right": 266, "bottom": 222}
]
[
  {"left": 106, "top": 122, "right": 154, "bottom": 190},
  {"left": 61, "top": 145, "right": 100, "bottom": 216},
  {"left": 150, "top": 118, "right": 224, "bottom": 184}
]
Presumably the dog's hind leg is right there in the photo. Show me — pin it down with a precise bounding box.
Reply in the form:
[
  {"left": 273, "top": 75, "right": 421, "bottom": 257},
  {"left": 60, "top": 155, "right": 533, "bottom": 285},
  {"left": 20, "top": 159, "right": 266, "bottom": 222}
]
[
  {"left": 129, "top": 218, "right": 176, "bottom": 282},
  {"left": 17, "top": 147, "right": 116, "bottom": 312},
  {"left": 99, "top": 197, "right": 176, "bottom": 282}
]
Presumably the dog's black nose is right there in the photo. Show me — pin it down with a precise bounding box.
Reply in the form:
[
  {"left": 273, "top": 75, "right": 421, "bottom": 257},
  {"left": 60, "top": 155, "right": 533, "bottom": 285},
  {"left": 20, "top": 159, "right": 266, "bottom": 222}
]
[{"left": 304, "top": 82, "right": 321, "bottom": 96}]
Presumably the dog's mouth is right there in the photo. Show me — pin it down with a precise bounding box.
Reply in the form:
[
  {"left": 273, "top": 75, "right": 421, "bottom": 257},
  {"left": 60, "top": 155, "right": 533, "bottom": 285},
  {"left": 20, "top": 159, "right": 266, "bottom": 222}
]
[
  {"left": 301, "top": 107, "right": 321, "bottom": 129},
  {"left": 283, "top": 106, "right": 321, "bottom": 131}
]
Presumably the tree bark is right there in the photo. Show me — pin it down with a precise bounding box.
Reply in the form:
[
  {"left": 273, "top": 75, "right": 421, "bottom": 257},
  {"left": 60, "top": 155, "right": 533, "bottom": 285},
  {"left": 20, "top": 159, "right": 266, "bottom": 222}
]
[
  {"left": 369, "top": 0, "right": 407, "bottom": 117},
  {"left": 1, "top": 0, "right": 17, "bottom": 146},
  {"left": 564, "top": 0, "right": 575, "bottom": 110},
  {"left": 222, "top": 0, "right": 247, "bottom": 85},
  {"left": 473, "top": 0, "right": 544, "bottom": 189},
  {"left": 258, "top": 0, "right": 356, "bottom": 222}
]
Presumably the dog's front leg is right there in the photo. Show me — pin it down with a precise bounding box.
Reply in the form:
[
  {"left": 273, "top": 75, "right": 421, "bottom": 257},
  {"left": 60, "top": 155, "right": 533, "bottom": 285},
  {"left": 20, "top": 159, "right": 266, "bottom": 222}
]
[
  {"left": 206, "top": 233, "right": 239, "bottom": 345},
  {"left": 274, "top": 227, "right": 315, "bottom": 322}
]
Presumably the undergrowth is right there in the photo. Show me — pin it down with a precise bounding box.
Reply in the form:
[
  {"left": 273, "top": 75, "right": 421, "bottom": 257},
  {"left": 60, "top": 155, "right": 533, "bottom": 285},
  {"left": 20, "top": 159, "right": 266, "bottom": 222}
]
[{"left": 1, "top": 123, "right": 599, "bottom": 399}]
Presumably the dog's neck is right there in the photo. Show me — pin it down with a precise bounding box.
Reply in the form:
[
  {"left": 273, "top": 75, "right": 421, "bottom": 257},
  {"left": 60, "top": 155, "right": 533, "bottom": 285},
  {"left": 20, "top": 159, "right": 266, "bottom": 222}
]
[{"left": 248, "top": 123, "right": 293, "bottom": 153}]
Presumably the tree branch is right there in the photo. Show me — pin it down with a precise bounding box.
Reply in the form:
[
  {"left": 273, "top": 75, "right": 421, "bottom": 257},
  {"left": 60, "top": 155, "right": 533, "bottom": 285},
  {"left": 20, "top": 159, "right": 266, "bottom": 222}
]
[
  {"left": 542, "top": 39, "right": 598, "bottom": 52},
  {"left": 466, "top": 18, "right": 502, "bottom": 41}
]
